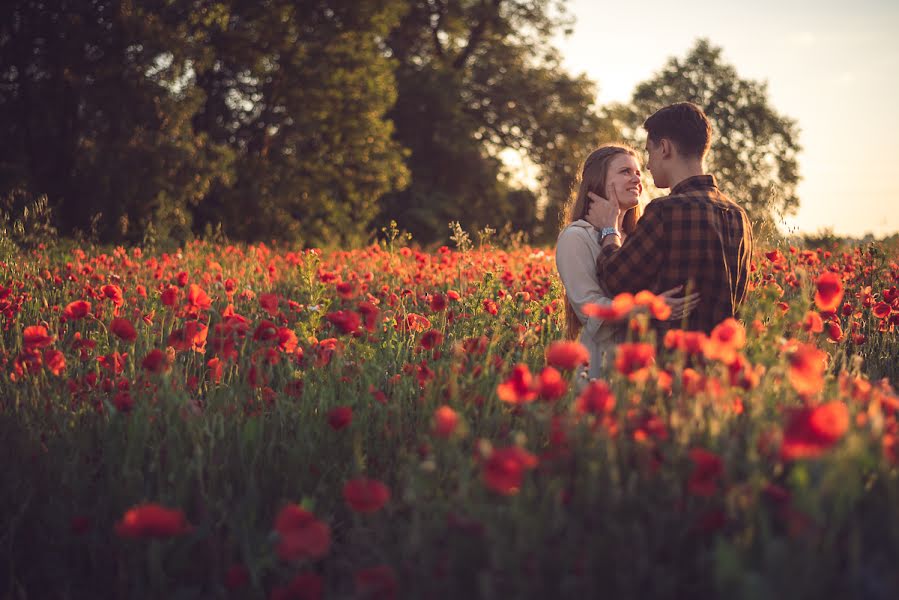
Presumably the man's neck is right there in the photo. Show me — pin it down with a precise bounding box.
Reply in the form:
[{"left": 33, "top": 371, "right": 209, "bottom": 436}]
[{"left": 666, "top": 161, "right": 705, "bottom": 191}]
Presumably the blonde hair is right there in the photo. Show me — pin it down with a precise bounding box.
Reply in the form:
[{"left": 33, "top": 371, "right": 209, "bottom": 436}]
[{"left": 561, "top": 144, "right": 643, "bottom": 340}]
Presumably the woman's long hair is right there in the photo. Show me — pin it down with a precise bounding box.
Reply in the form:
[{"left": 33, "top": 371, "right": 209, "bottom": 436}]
[{"left": 560, "top": 144, "right": 643, "bottom": 340}]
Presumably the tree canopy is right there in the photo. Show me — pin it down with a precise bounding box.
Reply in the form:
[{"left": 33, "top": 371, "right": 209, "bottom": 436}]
[{"left": 609, "top": 39, "right": 801, "bottom": 227}]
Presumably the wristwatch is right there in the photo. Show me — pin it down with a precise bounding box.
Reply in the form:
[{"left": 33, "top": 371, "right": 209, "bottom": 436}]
[{"left": 599, "top": 227, "right": 620, "bottom": 242}]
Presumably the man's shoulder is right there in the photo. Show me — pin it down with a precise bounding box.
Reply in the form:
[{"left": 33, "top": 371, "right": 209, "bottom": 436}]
[{"left": 649, "top": 188, "right": 746, "bottom": 214}]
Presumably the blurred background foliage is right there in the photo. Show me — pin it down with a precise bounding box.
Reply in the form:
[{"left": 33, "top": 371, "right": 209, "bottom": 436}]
[{"left": 1, "top": 1, "right": 801, "bottom": 248}]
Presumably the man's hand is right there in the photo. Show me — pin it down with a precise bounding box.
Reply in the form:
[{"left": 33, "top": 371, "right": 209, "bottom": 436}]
[{"left": 585, "top": 190, "right": 621, "bottom": 231}]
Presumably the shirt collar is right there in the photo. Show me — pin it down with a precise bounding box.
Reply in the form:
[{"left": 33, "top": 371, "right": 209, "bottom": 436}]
[{"left": 670, "top": 175, "right": 717, "bottom": 195}]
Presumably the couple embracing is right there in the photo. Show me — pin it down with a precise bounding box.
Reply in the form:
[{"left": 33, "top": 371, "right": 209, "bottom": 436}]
[{"left": 556, "top": 102, "right": 754, "bottom": 379}]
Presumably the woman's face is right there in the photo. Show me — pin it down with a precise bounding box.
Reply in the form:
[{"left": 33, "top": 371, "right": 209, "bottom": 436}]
[{"left": 604, "top": 154, "right": 643, "bottom": 210}]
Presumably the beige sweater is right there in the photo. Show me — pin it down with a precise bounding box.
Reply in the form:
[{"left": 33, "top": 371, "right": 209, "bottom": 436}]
[{"left": 555, "top": 220, "right": 619, "bottom": 380}]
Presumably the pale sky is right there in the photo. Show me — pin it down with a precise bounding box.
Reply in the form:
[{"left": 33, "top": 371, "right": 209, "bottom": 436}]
[{"left": 549, "top": 0, "right": 899, "bottom": 238}]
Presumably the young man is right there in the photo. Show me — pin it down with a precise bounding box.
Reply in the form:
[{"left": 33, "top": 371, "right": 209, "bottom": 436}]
[{"left": 584, "top": 102, "right": 753, "bottom": 335}]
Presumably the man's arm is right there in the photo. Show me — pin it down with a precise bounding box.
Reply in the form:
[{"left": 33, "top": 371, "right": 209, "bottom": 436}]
[{"left": 596, "top": 202, "right": 666, "bottom": 295}]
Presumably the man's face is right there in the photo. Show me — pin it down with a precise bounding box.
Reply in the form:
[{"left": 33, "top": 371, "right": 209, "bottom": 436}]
[{"left": 644, "top": 138, "right": 670, "bottom": 189}]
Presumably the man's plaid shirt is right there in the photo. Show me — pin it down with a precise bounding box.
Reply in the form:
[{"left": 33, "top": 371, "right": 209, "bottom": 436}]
[{"left": 596, "top": 175, "right": 753, "bottom": 335}]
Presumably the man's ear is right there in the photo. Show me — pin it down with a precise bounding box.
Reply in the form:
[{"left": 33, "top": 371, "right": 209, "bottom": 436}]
[{"left": 659, "top": 138, "right": 674, "bottom": 159}]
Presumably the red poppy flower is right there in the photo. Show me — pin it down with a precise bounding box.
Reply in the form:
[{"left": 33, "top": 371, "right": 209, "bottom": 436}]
[
  {"left": 44, "top": 349, "right": 66, "bottom": 376},
  {"left": 826, "top": 321, "right": 843, "bottom": 343},
  {"left": 327, "top": 310, "right": 361, "bottom": 335},
  {"left": 161, "top": 286, "right": 179, "bottom": 307},
  {"left": 357, "top": 301, "right": 381, "bottom": 332},
  {"left": 545, "top": 340, "right": 589, "bottom": 371},
  {"left": 142, "top": 349, "right": 171, "bottom": 374},
  {"left": 575, "top": 379, "right": 616, "bottom": 415},
  {"left": 186, "top": 284, "right": 212, "bottom": 314},
  {"left": 536, "top": 366, "right": 567, "bottom": 401},
  {"left": 110, "top": 317, "right": 137, "bottom": 343},
  {"left": 23, "top": 325, "right": 54, "bottom": 350},
  {"left": 781, "top": 401, "right": 849, "bottom": 460},
  {"left": 429, "top": 293, "right": 447, "bottom": 312},
  {"left": 271, "top": 573, "right": 323, "bottom": 600},
  {"left": 259, "top": 293, "right": 280, "bottom": 316},
  {"left": 664, "top": 330, "right": 708, "bottom": 355},
  {"left": 634, "top": 290, "right": 671, "bottom": 320},
  {"left": 327, "top": 406, "right": 352, "bottom": 431},
  {"left": 482, "top": 446, "right": 538, "bottom": 496},
  {"left": 496, "top": 364, "right": 538, "bottom": 405},
  {"left": 704, "top": 318, "right": 746, "bottom": 363},
  {"left": 814, "top": 271, "right": 843, "bottom": 312},
  {"left": 419, "top": 329, "right": 444, "bottom": 350},
  {"left": 873, "top": 301, "right": 892, "bottom": 319},
  {"left": 64, "top": 300, "right": 91, "bottom": 320},
  {"left": 787, "top": 343, "right": 826, "bottom": 396},
  {"left": 583, "top": 292, "right": 634, "bottom": 321},
  {"left": 614, "top": 343, "right": 655, "bottom": 382},
  {"left": 355, "top": 565, "right": 397, "bottom": 600},
  {"left": 433, "top": 405, "right": 459, "bottom": 438},
  {"left": 101, "top": 284, "right": 124, "bottom": 307},
  {"left": 115, "top": 503, "right": 192, "bottom": 539},
  {"left": 343, "top": 478, "right": 391, "bottom": 513},
  {"left": 274, "top": 504, "right": 331, "bottom": 561},
  {"left": 223, "top": 564, "right": 249, "bottom": 591},
  {"left": 687, "top": 448, "right": 724, "bottom": 497},
  {"left": 801, "top": 311, "right": 824, "bottom": 333}
]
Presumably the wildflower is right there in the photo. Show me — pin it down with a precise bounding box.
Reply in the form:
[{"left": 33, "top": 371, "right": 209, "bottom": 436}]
[
  {"left": 482, "top": 446, "right": 538, "bottom": 496},
  {"left": 814, "top": 271, "right": 843, "bottom": 312},
  {"left": 496, "top": 364, "right": 538, "bottom": 405},
  {"left": 614, "top": 343, "right": 655, "bottom": 382},
  {"left": 583, "top": 292, "right": 634, "bottom": 321},
  {"left": 23, "top": 325, "right": 54, "bottom": 350},
  {"left": 274, "top": 505, "right": 331, "bottom": 561},
  {"left": 355, "top": 566, "right": 397, "bottom": 600},
  {"left": 327, "top": 406, "right": 352, "bottom": 431},
  {"left": 687, "top": 448, "right": 724, "bottom": 497},
  {"left": 781, "top": 401, "right": 849, "bottom": 460},
  {"left": 326, "top": 310, "right": 361, "bottom": 335},
  {"left": 270, "top": 573, "right": 323, "bottom": 600},
  {"left": 110, "top": 317, "right": 137, "bottom": 343},
  {"left": 64, "top": 300, "right": 91, "bottom": 320},
  {"left": 44, "top": 349, "right": 66, "bottom": 376},
  {"left": 704, "top": 318, "right": 746, "bottom": 363},
  {"left": 343, "top": 478, "right": 391, "bottom": 513},
  {"left": 545, "top": 340, "right": 589, "bottom": 371},
  {"left": 537, "top": 367, "right": 567, "bottom": 401},
  {"left": 115, "top": 503, "right": 192, "bottom": 539},
  {"left": 787, "top": 343, "right": 826, "bottom": 396},
  {"left": 575, "top": 379, "right": 615, "bottom": 415},
  {"left": 259, "top": 293, "right": 279, "bottom": 317},
  {"left": 433, "top": 405, "right": 459, "bottom": 438},
  {"left": 141, "top": 349, "right": 171, "bottom": 374},
  {"left": 419, "top": 329, "right": 444, "bottom": 350}
]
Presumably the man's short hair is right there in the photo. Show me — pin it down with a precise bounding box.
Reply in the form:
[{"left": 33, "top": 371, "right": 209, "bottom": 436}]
[{"left": 643, "top": 102, "right": 712, "bottom": 159}]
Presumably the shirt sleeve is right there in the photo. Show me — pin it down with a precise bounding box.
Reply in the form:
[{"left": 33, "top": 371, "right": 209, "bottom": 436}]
[
  {"left": 596, "top": 201, "right": 666, "bottom": 295},
  {"left": 555, "top": 228, "right": 611, "bottom": 335}
]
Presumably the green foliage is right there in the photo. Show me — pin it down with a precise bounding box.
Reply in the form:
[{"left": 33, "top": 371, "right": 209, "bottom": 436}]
[
  {"left": 377, "top": 0, "right": 615, "bottom": 245},
  {"left": 611, "top": 39, "right": 802, "bottom": 229}
]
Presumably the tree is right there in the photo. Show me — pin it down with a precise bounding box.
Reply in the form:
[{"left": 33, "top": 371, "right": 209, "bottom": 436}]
[
  {"left": 0, "top": 0, "right": 233, "bottom": 242},
  {"left": 611, "top": 39, "right": 801, "bottom": 228},
  {"left": 189, "top": 0, "right": 410, "bottom": 246},
  {"left": 378, "top": 0, "right": 614, "bottom": 244}
]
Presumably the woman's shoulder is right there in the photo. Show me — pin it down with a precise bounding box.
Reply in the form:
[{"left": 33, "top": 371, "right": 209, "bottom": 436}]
[{"left": 556, "top": 221, "right": 596, "bottom": 245}]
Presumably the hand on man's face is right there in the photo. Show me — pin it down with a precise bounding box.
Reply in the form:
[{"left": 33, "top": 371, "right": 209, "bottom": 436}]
[{"left": 585, "top": 191, "right": 621, "bottom": 231}]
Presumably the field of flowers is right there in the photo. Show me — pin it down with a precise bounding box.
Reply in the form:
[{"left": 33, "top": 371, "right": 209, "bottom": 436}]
[{"left": 2, "top": 235, "right": 899, "bottom": 599}]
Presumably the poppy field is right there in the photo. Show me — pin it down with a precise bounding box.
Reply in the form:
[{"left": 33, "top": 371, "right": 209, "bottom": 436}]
[{"left": 2, "top": 236, "right": 899, "bottom": 599}]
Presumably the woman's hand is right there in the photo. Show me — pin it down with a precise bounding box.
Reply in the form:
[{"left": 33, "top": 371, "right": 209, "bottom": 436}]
[{"left": 658, "top": 285, "right": 700, "bottom": 321}]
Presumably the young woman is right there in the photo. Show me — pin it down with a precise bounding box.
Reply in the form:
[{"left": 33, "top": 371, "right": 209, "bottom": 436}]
[{"left": 555, "top": 144, "right": 697, "bottom": 380}]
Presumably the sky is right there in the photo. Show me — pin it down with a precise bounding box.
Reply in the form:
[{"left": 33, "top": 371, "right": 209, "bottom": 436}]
[{"left": 547, "top": 0, "right": 899, "bottom": 238}]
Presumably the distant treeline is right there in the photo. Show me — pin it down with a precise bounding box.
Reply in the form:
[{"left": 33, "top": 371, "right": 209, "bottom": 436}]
[{"left": 0, "top": 2, "right": 800, "bottom": 247}]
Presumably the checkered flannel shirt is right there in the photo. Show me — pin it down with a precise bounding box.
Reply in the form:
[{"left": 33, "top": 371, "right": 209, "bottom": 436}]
[{"left": 596, "top": 175, "right": 753, "bottom": 335}]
